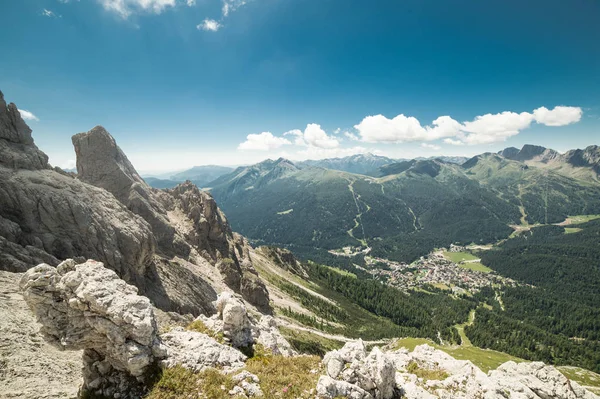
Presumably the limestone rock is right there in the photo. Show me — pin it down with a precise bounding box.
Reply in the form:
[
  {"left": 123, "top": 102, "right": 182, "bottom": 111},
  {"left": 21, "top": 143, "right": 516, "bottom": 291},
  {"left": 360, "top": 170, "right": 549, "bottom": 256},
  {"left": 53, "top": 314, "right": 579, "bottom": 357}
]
[
  {"left": 20, "top": 260, "right": 159, "bottom": 398},
  {"left": 252, "top": 315, "right": 296, "bottom": 357},
  {"left": 0, "top": 90, "right": 49, "bottom": 170},
  {"left": 72, "top": 125, "right": 270, "bottom": 310},
  {"left": 199, "top": 292, "right": 253, "bottom": 348},
  {"left": 489, "top": 361, "right": 598, "bottom": 399},
  {"left": 240, "top": 270, "right": 271, "bottom": 312},
  {"left": 321, "top": 341, "right": 396, "bottom": 399},
  {"left": 230, "top": 371, "right": 264, "bottom": 397},
  {"left": 316, "top": 375, "right": 373, "bottom": 399},
  {"left": 72, "top": 126, "right": 178, "bottom": 253},
  {"left": 199, "top": 292, "right": 295, "bottom": 355},
  {"left": 157, "top": 327, "right": 247, "bottom": 372},
  {"left": 318, "top": 343, "right": 599, "bottom": 399},
  {"left": 0, "top": 270, "right": 82, "bottom": 399},
  {"left": 218, "top": 292, "right": 254, "bottom": 348}
]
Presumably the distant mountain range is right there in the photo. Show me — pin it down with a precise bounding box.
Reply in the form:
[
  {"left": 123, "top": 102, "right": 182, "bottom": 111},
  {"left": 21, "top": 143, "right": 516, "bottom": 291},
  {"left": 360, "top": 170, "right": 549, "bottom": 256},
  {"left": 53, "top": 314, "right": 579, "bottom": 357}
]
[
  {"left": 205, "top": 144, "right": 600, "bottom": 263},
  {"left": 143, "top": 153, "right": 470, "bottom": 189},
  {"left": 298, "top": 153, "right": 398, "bottom": 175},
  {"left": 141, "top": 165, "right": 235, "bottom": 189}
]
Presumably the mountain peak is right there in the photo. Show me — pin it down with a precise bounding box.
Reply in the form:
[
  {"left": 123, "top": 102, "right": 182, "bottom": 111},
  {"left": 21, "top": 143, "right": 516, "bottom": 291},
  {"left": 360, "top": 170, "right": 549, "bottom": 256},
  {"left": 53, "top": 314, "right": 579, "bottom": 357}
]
[
  {"left": 0, "top": 91, "right": 49, "bottom": 170},
  {"left": 499, "top": 144, "right": 558, "bottom": 162},
  {"left": 72, "top": 125, "right": 147, "bottom": 203}
]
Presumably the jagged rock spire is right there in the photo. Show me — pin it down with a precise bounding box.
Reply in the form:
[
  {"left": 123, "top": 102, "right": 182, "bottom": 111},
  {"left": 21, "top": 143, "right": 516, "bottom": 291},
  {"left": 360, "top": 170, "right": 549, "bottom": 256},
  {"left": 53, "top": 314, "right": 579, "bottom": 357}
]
[{"left": 0, "top": 90, "right": 49, "bottom": 169}]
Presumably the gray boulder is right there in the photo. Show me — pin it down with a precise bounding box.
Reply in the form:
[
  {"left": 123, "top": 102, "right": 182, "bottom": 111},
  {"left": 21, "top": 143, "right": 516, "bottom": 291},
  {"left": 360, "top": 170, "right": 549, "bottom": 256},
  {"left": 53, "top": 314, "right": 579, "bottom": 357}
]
[
  {"left": 199, "top": 292, "right": 295, "bottom": 355},
  {"left": 157, "top": 327, "right": 247, "bottom": 372},
  {"left": 322, "top": 340, "right": 396, "bottom": 399}
]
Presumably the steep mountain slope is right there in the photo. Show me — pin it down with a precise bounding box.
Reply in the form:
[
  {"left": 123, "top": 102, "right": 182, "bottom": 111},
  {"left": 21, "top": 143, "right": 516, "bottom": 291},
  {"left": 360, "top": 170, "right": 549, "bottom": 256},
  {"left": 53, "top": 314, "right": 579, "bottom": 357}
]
[
  {"left": 499, "top": 144, "right": 600, "bottom": 181},
  {"left": 298, "top": 153, "right": 397, "bottom": 175},
  {"left": 463, "top": 152, "right": 600, "bottom": 224}
]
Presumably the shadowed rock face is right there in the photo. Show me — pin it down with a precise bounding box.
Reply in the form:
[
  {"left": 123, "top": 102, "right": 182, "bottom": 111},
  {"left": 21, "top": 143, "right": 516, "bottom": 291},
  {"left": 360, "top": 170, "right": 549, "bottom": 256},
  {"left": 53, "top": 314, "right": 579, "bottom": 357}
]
[
  {"left": 564, "top": 145, "right": 600, "bottom": 174},
  {"left": 72, "top": 125, "right": 270, "bottom": 311},
  {"left": 0, "top": 90, "right": 49, "bottom": 170},
  {"left": 1, "top": 90, "right": 270, "bottom": 314},
  {"left": 0, "top": 97, "right": 156, "bottom": 279}
]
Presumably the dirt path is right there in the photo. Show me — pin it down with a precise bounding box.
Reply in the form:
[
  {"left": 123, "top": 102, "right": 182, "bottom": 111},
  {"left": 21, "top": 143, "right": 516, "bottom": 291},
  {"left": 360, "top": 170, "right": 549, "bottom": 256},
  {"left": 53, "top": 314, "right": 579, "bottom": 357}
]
[
  {"left": 0, "top": 271, "right": 82, "bottom": 399},
  {"left": 278, "top": 318, "right": 389, "bottom": 345}
]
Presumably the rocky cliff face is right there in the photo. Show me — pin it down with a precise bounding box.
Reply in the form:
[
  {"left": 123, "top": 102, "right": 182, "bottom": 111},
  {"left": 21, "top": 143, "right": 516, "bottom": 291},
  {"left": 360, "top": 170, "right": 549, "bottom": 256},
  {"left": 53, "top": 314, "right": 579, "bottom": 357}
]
[
  {"left": 0, "top": 90, "right": 269, "bottom": 314},
  {"left": 563, "top": 145, "right": 600, "bottom": 174},
  {"left": 72, "top": 125, "right": 269, "bottom": 310},
  {"left": 0, "top": 93, "right": 156, "bottom": 282},
  {"left": 0, "top": 90, "right": 49, "bottom": 170}
]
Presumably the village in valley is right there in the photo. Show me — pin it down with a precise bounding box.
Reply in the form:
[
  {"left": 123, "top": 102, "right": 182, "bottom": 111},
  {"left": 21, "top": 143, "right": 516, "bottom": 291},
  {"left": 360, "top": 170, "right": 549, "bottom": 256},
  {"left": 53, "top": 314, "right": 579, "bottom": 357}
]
[{"left": 333, "top": 244, "right": 518, "bottom": 294}]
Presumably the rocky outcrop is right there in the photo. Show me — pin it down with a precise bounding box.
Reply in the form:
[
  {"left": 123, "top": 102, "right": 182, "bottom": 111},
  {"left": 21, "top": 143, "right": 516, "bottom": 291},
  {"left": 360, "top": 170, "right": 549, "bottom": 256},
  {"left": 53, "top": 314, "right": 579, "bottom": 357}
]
[
  {"left": 0, "top": 93, "right": 156, "bottom": 283},
  {"left": 317, "top": 342, "right": 599, "bottom": 399},
  {"left": 0, "top": 89, "right": 269, "bottom": 314},
  {"left": 0, "top": 90, "right": 49, "bottom": 170},
  {"left": 490, "top": 361, "right": 597, "bottom": 399},
  {"left": 320, "top": 340, "right": 396, "bottom": 399},
  {"left": 258, "top": 246, "right": 308, "bottom": 278},
  {"left": 18, "top": 259, "right": 252, "bottom": 398},
  {"left": 20, "top": 260, "right": 160, "bottom": 398},
  {"left": 199, "top": 292, "right": 254, "bottom": 348},
  {"left": 157, "top": 327, "right": 247, "bottom": 372},
  {"left": 252, "top": 315, "right": 296, "bottom": 357},
  {"left": 563, "top": 145, "right": 600, "bottom": 175},
  {"left": 0, "top": 158, "right": 155, "bottom": 281},
  {"left": 199, "top": 292, "right": 296, "bottom": 355},
  {"left": 72, "top": 125, "right": 270, "bottom": 310}
]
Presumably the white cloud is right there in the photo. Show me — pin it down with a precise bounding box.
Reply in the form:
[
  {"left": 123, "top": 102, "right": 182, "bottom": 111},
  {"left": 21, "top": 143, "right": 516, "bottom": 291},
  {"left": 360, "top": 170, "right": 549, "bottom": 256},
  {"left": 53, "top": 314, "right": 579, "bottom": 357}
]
[
  {"left": 283, "top": 129, "right": 307, "bottom": 146},
  {"left": 355, "top": 114, "right": 427, "bottom": 143},
  {"left": 282, "top": 124, "right": 340, "bottom": 149},
  {"left": 222, "top": 0, "right": 247, "bottom": 17},
  {"left": 197, "top": 18, "right": 221, "bottom": 31},
  {"left": 344, "top": 132, "right": 359, "bottom": 141},
  {"left": 533, "top": 106, "right": 582, "bottom": 126},
  {"left": 460, "top": 111, "right": 534, "bottom": 145},
  {"left": 443, "top": 138, "right": 464, "bottom": 146},
  {"left": 18, "top": 109, "right": 39, "bottom": 121},
  {"left": 304, "top": 123, "right": 339, "bottom": 149},
  {"left": 186, "top": 0, "right": 195, "bottom": 5},
  {"left": 238, "top": 132, "right": 291, "bottom": 151},
  {"left": 421, "top": 143, "right": 441, "bottom": 150},
  {"left": 98, "top": 0, "right": 177, "bottom": 18},
  {"left": 41, "top": 9, "right": 61, "bottom": 18},
  {"left": 61, "top": 160, "right": 77, "bottom": 170},
  {"left": 355, "top": 105, "right": 583, "bottom": 146}
]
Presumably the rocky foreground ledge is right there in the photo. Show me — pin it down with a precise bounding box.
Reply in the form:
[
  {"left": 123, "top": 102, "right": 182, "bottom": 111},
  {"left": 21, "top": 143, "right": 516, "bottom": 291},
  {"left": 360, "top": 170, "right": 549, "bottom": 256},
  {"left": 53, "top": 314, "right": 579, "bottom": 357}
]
[
  {"left": 18, "top": 259, "right": 599, "bottom": 399},
  {"left": 18, "top": 259, "right": 293, "bottom": 398}
]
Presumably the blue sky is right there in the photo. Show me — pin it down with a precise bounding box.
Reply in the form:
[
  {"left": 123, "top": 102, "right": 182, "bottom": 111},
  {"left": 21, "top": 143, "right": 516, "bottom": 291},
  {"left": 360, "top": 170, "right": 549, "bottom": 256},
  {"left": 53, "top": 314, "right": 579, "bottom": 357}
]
[{"left": 1, "top": 0, "right": 599, "bottom": 172}]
